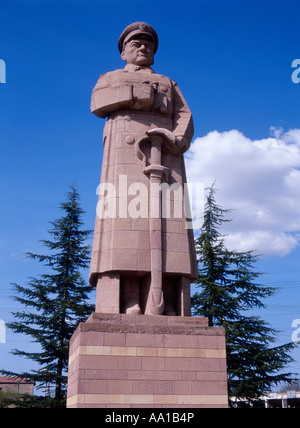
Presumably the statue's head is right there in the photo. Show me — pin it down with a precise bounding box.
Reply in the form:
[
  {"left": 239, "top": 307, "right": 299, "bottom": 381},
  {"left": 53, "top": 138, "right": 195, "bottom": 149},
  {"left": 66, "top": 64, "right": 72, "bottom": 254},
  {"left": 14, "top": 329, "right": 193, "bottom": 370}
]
[{"left": 118, "top": 22, "right": 158, "bottom": 67}]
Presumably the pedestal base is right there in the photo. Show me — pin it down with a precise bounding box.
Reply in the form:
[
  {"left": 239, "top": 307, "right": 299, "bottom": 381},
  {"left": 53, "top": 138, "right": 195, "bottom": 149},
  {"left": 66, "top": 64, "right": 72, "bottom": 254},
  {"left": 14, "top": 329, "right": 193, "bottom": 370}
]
[{"left": 67, "top": 313, "right": 228, "bottom": 408}]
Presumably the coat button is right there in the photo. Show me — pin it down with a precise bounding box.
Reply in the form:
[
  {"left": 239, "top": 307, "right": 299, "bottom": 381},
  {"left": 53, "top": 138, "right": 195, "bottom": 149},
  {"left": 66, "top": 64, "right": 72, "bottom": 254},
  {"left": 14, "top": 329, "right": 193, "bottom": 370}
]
[{"left": 125, "top": 135, "right": 135, "bottom": 145}]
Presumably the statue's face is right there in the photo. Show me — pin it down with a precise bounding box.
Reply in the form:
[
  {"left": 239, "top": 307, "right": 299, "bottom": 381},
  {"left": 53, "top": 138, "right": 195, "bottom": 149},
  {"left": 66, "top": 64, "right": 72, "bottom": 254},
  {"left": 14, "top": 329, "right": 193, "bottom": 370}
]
[{"left": 121, "top": 37, "right": 154, "bottom": 67}]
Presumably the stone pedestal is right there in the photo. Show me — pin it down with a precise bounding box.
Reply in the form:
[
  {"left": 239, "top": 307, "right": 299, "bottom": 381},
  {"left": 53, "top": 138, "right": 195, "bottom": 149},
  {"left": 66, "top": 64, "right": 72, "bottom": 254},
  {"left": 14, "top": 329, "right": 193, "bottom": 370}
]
[{"left": 67, "top": 313, "right": 228, "bottom": 408}]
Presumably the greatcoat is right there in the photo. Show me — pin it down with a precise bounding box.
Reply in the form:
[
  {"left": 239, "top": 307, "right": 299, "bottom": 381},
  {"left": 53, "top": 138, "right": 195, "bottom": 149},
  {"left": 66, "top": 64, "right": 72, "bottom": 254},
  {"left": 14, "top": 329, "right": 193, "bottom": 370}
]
[{"left": 89, "top": 64, "right": 197, "bottom": 287}]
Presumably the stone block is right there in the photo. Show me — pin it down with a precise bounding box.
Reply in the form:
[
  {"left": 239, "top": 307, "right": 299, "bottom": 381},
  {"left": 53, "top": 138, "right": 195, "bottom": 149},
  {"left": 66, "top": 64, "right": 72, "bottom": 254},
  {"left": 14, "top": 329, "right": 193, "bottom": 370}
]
[
  {"left": 95, "top": 273, "right": 120, "bottom": 314},
  {"left": 67, "top": 314, "right": 228, "bottom": 408}
]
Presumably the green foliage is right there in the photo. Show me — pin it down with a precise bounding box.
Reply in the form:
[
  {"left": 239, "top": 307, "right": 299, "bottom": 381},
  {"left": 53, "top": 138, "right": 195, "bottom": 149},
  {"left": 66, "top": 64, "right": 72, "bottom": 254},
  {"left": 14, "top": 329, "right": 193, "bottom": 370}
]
[
  {"left": 0, "top": 390, "right": 65, "bottom": 408},
  {"left": 0, "top": 389, "right": 16, "bottom": 408},
  {"left": 1, "top": 183, "right": 93, "bottom": 402},
  {"left": 192, "top": 185, "right": 296, "bottom": 402}
]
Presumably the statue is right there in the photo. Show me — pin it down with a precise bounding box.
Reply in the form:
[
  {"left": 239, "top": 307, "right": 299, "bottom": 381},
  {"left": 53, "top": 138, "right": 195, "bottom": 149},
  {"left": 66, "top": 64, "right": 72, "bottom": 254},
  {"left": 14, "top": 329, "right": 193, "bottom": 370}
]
[{"left": 89, "top": 22, "right": 197, "bottom": 316}]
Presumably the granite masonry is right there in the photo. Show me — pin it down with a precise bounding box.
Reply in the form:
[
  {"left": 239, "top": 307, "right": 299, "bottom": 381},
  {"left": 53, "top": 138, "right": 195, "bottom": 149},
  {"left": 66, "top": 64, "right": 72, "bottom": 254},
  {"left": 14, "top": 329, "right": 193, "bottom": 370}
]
[{"left": 67, "top": 22, "right": 228, "bottom": 408}]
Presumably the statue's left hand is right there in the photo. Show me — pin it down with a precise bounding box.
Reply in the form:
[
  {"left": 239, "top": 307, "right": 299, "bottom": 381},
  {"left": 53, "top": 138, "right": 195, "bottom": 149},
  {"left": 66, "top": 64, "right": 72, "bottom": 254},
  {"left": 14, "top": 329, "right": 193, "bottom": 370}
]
[{"left": 146, "top": 128, "right": 182, "bottom": 154}]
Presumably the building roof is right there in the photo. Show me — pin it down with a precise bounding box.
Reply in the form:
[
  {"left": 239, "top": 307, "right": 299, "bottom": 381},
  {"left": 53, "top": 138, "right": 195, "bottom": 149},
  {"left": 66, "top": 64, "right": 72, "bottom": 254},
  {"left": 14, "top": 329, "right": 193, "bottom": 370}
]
[{"left": 0, "top": 376, "right": 34, "bottom": 384}]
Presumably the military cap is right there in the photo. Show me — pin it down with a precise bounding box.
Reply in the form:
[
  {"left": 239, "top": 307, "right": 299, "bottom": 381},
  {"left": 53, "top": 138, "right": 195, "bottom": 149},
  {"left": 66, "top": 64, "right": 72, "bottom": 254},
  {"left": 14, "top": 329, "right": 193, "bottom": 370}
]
[{"left": 118, "top": 22, "right": 159, "bottom": 54}]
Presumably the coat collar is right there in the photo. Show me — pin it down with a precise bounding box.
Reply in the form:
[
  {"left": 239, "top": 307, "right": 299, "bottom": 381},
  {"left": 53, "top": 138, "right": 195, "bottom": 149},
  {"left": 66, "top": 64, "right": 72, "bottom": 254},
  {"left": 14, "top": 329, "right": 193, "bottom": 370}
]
[{"left": 124, "top": 63, "right": 155, "bottom": 73}]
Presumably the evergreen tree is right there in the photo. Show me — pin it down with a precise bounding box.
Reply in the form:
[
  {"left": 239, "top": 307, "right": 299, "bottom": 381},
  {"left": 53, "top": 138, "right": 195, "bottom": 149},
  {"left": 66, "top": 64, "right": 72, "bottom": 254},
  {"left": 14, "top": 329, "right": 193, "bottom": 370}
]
[
  {"left": 1, "top": 183, "right": 93, "bottom": 404},
  {"left": 192, "top": 185, "right": 296, "bottom": 404}
]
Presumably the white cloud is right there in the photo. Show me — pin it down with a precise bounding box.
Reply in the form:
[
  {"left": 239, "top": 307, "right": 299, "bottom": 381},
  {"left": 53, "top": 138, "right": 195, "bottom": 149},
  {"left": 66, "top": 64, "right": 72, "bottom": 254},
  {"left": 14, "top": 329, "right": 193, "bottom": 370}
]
[{"left": 185, "top": 127, "right": 300, "bottom": 256}]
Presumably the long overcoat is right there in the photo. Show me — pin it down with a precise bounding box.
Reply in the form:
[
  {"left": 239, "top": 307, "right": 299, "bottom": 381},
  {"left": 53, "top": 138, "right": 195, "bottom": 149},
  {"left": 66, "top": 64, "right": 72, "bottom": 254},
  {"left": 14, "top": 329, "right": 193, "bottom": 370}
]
[{"left": 89, "top": 64, "right": 197, "bottom": 286}]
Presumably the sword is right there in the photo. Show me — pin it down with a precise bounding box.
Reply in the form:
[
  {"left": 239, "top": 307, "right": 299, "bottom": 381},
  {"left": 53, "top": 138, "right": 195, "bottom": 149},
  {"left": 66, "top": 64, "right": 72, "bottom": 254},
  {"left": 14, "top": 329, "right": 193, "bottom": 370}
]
[{"left": 136, "top": 133, "right": 169, "bottom": 315}]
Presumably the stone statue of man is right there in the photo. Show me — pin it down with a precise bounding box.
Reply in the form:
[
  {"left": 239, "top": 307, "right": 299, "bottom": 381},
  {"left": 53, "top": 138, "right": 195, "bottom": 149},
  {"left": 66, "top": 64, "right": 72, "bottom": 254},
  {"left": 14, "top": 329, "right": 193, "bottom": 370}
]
[{"left": 89, "top": 22, "right": 197, "bottom": 316}]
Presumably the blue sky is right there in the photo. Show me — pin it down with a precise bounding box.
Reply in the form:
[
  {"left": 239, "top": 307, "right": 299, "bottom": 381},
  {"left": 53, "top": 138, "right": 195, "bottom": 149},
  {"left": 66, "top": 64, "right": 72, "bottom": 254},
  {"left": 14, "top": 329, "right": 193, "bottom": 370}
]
[{"left": 1, "top": 0, "right": 300, "bottom": 384}]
